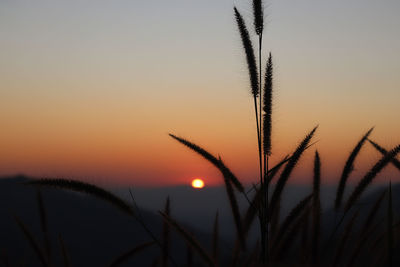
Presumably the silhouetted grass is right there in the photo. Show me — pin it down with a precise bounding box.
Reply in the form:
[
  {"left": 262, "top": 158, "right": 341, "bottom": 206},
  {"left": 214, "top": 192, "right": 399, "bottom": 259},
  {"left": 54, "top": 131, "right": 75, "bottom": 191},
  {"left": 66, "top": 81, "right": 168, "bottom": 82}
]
[
  {"left": 368, "top": 139, "right": 400, "bottom": 171},
  {"left": 14, "top": 215, "right": 49, "bottom": 267},
  {"left": 11, "top": 0, "right": 400, "bottom": 266},
  {"left": 335, "top": 128, "right": 374, "bottom": 211},
  {"left": 345, "top": 144, "right": 400, "bottom": 212},
  {"left": 27, "top": 179, "right": 134, "bottom": 215},
  {"left": 269, "top": 126, "right": 318, "bottom": 220},
  {"left": 333, "top": 210, "right": 360, "bottom": 267},
  {"left": 272, "top": 194, "right": 312, "bottom": 251},
  {"left": 159, "top": 211, "right": 216, "bottom": 267},
  {"left": 169, "top": 134, "right": 244, "bottom": 193},
  {"left": 311, "top": 151, "right": 321, "bottom": 266}
]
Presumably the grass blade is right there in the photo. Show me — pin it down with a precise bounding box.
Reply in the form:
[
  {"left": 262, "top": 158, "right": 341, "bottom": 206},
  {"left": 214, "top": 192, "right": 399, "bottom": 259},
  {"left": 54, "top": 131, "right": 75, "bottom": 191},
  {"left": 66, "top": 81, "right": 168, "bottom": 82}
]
[
  {"left": 335, "top": 127, "right": 374, "bottom": 210},
  {"left": 272, "top": 194, "right": 312, "bottom": 249},
  {"left": 159, "top": 212, "right": 216, "bottom": 267},
  {"left": 269, "top": 126, "right": 318, "bottom": 219},
  {"left": 222, "top": 172, "right": 246, "bottom": 250},
  {"left": 267, "top": 155, "right": 289, "bottom": 184},
  {"left": 169, "top": 134, "right": 244, "bottom": 192},
  {"left": 368, "top": 139, "right": 400, "bottom": 171},
  {"left": 311, "top": 151, "right": 321, "bottom": 266},
  {"left": 14, "top": 215, "right": 49, "bottom": 267},
  {"left": 345, "top": 191, "right": 386, "bottom": 267},
  {"left": 108, "top": 242, "right": 154, "bottom": 267},
  {"left": 27, "top": 179, "right": 134, "bottom": 216},
  {"left": 344, "top": 144, "right": 400, "bottom": 212},
  {"left": 36, "top": 190, "right": 51, "bottom": 262},
  {"left": 346, "top": 223, "right": 379, "bottom": 267},
  {"left": 273, "top": 207, "right": 310, "bottom": 260},
  {"left": 363, "top": 189, "right": 386, "bottom": 234},
  {"left": 243, "top": 185, "right": 263, "bottom": 236},
  {"left": 333, "top": 210, "right": 360, "bottom": 267}
]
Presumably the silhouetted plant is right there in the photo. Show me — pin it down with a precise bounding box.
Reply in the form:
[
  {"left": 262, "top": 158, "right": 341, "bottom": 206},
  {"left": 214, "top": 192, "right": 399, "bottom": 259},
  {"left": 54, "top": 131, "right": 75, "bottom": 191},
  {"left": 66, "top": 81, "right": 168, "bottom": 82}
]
[
  {"left": 335, "top": 127, "right": 374, "bottom": 211},
  {"left": 27, "top": 179, "right": 134, "bottom": 215},
  {"left": 13, "top": 0, "right": 400, "bottom": 266}
]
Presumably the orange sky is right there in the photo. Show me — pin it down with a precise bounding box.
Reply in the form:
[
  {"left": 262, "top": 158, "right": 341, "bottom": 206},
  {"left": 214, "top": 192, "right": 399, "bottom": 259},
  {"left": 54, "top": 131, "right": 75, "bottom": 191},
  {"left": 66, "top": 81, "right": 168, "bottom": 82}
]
[{"left": 1, "top": 0, "right": 399, "bottom": 187}]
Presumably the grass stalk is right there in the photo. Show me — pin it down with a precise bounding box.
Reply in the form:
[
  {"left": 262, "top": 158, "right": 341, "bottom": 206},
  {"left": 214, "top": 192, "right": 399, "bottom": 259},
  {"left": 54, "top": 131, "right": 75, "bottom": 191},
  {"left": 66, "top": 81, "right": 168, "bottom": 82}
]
[
  {"left": 269, "top": 126, "right": 318, "bottom": 220},
  {"left": 159, "top": 211, "right": 216, "bottom": 267},
  {"left": 311, "top": 151, "right": 321, "bottom": 266},
  {"left": 14, "top": 215, "right": 49, "bottom": 267},
  {"left": 335, "top": 127, "right": 374, "bottom": 211},
  {"left": 27, "top": 179, "right": 134, "bottom": 216}
]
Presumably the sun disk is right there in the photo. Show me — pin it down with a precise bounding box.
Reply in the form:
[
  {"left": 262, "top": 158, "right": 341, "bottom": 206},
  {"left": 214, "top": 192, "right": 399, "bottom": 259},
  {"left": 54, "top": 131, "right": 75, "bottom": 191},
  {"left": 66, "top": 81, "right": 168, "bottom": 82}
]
[{"left": 191, "top": 178, "right": 205, "bottom": 189}]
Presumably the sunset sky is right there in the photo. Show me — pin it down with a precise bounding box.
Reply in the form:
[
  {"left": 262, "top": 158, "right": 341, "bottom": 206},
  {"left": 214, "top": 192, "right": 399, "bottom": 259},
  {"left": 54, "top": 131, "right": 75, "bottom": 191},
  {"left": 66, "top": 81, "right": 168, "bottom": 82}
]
[{"left": 1, "top": 0, "right": 399, "bottom": 186}]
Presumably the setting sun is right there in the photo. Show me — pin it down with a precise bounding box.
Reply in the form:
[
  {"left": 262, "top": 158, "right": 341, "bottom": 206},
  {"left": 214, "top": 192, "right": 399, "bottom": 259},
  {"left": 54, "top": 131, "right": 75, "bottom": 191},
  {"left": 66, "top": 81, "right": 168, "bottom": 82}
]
[{"left": 191, "top": 178, "right": 205, "bottom": 189}]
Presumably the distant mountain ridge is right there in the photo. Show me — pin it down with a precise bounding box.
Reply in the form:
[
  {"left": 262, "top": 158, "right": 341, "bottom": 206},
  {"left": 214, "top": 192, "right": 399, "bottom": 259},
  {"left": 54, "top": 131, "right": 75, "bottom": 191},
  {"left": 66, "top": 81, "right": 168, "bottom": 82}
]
[
  {"left": 1, "top": 175, "right": 398, "bottom": 266},
  {"left": 0, "top": 175, "right": 219, "bottom": 267}
]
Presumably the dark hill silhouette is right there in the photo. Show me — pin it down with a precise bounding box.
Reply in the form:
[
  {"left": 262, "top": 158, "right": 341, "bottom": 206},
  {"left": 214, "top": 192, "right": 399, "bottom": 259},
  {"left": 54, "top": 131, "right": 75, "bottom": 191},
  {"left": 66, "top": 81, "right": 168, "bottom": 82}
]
[
  {"left": 0, "top": 176, "right": 221, "bottom": 267},
  {"left": 1, "top": 175, "right": 399, "bottom": 266}
]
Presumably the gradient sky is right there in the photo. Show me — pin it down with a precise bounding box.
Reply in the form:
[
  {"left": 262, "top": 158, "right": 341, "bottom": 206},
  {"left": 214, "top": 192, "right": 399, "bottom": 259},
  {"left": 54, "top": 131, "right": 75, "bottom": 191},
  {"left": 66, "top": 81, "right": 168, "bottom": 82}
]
[{"left": 1, "top": 0, "right": 399, "bottom": 186}]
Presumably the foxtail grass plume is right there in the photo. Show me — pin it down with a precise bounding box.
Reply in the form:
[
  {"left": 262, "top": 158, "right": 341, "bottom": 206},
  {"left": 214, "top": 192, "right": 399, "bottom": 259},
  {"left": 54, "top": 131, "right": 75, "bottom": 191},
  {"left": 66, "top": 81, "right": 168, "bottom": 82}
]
[
  {"left": 269, "top": 126, "right": 318, "bottom": 219},
  {"left": 252, "top": 0, "right": 264, "bottom": 36},
  {"left": 344, "top": 144, "right": 400, "bottom": 212},
  {"left": 263, "top": 53, "right": 273, "bottom": 156},
  {"left": 234, "top": 7, "right": 259, "bottom": 98},
  {"left": 368, "top": 139, "right": 400, "bottom": 171},
  {"left": 335, "top": 127, "right": 374, "bottom": 210},
  {"left": 27, "top": 179, "right": 134, "bottom": 216}
]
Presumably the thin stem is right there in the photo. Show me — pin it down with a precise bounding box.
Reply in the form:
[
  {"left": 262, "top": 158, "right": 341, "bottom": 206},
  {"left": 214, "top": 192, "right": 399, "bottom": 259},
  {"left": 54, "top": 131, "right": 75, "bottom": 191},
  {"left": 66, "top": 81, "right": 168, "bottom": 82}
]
[
  {"left": 265, "top": 156, "right": 269, "bottom": 265},
  {"left": 256, "top": 32, "right": 266, "bottom": 264},
  {"left": 254, "top": 95, "right": 264, "bottom": 262}
]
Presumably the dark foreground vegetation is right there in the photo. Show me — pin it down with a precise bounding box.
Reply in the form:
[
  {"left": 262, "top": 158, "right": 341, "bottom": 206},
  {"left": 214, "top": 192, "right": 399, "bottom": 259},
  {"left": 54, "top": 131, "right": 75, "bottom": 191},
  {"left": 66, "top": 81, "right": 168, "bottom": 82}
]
[{"left": 1, "top": 1, "right": 399, "bottom": 266}]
